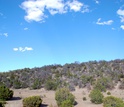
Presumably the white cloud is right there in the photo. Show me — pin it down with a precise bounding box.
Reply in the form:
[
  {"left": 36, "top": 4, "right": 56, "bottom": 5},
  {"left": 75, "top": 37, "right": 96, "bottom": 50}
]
[
  {"left": 20, "top": 0, "right": 89, "bottom": 22},
  {"left": 3, "top": 33, "right": 8, "bottom": 37},
  {"left": 96, "top": 18, "right": 113, "bottom": 25},
  {"left": 94, "top": 0, "right": 99, "bottom": 4},
  {"left": 67, "top": 0, "right": 83, "bottom": 12},
  {"left": 120, "top": 25, "right": 124, "bottom": 30},
  {"left": 21, "top": 0, "right": 45, "bottom": 22},
  {"left": 117, "top": 8, "right": 124, "bottom": 15},
  {"left": 120, "top": 16, "right": 124, "bottom": 22},
  {"left": 24, "top": 27, "right": 28, "bottom": 30},
  {"left": 45, "top": 0, "right": 66, "bottom": 14},
  {"left": 82, "top": 5, "right": 90, "bottom": 13},
  {"left": 25, "top": 47, "right": 33, "bottom": 51},
  {"left": 117, "top": 7, "right": 124, "bottom": 22},
  {"left": 13, "top": 48, "right": 18, "bottom": 51},
  {"left": 0, "top": 33, "right": 8, "bottom": 37},
  {"left": 13, "top": 47, "right": 33, "bottom": 52}
]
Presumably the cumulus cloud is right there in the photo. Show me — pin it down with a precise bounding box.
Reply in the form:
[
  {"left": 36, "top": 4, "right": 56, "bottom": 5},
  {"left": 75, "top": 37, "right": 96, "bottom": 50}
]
[
  {"left": 117, "top": 7, "right": 124, "bottom": 22},
  {"left": 13, "top": 47, "right": 33, "bottom": 52},
  {"left": 117, "top": 9, "right": 124, "bottom": 16},
  {"left": 45, "top": 0, "right": 66, "bottom": 14},
  {"left": 67, "top": 0, "right": 83, "bottom": 12},
  {"left": 96, "top": 18, "right": 113, "bottom": 25},
  {"left": 20, "top": 0, "right": 89, "bottom": 22},
  {"left": 120, "top": 25, "right": 124, "bottom": 30}
]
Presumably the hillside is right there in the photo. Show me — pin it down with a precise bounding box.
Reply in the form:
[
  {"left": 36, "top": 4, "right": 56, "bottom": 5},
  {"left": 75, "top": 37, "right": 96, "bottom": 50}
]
[{"left": 0, "top": 59, "right": 124, "bottom": 91}]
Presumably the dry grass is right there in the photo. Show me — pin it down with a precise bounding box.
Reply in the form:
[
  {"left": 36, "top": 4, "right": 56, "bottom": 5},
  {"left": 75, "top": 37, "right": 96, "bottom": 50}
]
[{"left": 5, "top": 84, "right": 124, "bottom": 107}]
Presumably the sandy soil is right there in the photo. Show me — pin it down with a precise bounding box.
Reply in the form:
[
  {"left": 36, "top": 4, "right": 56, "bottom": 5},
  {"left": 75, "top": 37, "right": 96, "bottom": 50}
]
[{"left": 5, "top": 85, "right": 124, "bottom": 107}]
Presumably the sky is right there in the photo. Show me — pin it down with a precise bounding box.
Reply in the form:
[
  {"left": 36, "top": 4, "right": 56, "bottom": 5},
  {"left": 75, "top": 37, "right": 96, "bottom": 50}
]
[{"left": 0, "top": 0, "right": 124, "bottom": 72}]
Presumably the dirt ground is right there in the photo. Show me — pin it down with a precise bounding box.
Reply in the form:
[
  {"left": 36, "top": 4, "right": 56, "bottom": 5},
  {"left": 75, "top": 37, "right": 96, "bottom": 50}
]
[{"left": 5, "top": 85, "right": 124, "bottom": 107}]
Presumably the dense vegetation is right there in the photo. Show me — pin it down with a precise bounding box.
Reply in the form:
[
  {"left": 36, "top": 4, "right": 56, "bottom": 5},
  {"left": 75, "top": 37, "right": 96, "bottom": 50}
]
[
  {"left": 103, "top": 96, "right": 124, "bottom": 107},
  {"left": 0, "top": 85, "right": 13, "bottom": 101},
  {"left": 55, "top": 88, "right": 75, "bottom": 107},
  {"left": 0, "top": 59, "right": 124, "bottom": 107},
  {"left": 23, "top": 96, "right": 42, "bottom": 107},
  {"left": 0, "top": 85, "right": 13, "bottom": 107},
  {"left": 0, "top": 59, "right": 124, "bottom": 91},
  {"left": 89, "top": 89, "right": 104, "bottom": 104}
]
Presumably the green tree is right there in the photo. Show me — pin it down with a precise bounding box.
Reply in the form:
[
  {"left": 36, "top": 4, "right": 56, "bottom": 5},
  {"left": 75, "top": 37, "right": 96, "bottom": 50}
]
[
  {"left": 94, "top": 77, "right": 114, "bottom": 92},
  {"left": 103, "top": 96, "right": 124, "bottom": 107},
  {"left": 55, "top": 88, "right": 75, "bottom": 106},
  {"left": 94, "top": 81, "right": 106, "bottom": 92},
  {"left": 13, "top": 79, "right": 21, "bottom": 89},
  {"left": 81, "top": 75, "right": 93, "bottom": 86},
  {"left": 31, "top": 79, "right": 41, "bottom": 89},
  {"left": 45, "top": 80, "right": 58, "bottom": 90},
  {"left": 61, "top": 100, "right": 74, "bottom": 107},
  {"left": 23, "top": 96, "right": 42, "bottom": 107},
  {"left": 0, "top": 85, "right": 13, "bottom": 101},
  {"left": 89, "top": 89, "right": 104, "bottom": 104}
]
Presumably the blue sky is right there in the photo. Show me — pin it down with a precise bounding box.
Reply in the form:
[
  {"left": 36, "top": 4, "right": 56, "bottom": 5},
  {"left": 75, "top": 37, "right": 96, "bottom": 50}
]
[{"left": 0, "top": 0, "right": 124, "bottom": 72}]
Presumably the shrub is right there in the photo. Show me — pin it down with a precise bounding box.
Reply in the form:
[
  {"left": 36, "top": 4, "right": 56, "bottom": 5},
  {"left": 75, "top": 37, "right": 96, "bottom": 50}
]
[
  {"left": 31, "top": 79, "right": 41, "bottom": 89},
  {"left": 103, "top": 96, "right": 124, "bottom": 107},
  {"left": 107, "top": 92, "right": 111, "bottom": 95},
  {"left": 13, "top": 80, "right": 21, "bottom": 89},
  {"left": 0, "top": 85, "right": 13, "bottom": 101},
  {"left": 61, "top": 100, "right": 74, "bottom": 107},
  {"left": 89, "top": 89, "right": 104, "bottom": 104},
  {"left": 83, "top": 97, "right": 87, "bottom": 101},
  {"left": 0, "top": 101, "right": 6, "bottom": 107},
  {"left": 21, "top": 82, "right": 28, "bottom": 88},
  {"left": 94, "top": 81, "right": 106, "bottom": 92},
  {"left": 55, "top": 88, "right": 75, "bottom": 106},
  {"left": 94, "top": 77, "right": 114, "bottom": 92},
  {"left": 23, "top": 96, "right": 42, "bottom": 107},
  {"left": 45, "top": 80, "right": 58, "bottom": 90},
  {"left": 81, "top": 75, "right": 93, "bottom": 86}
]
